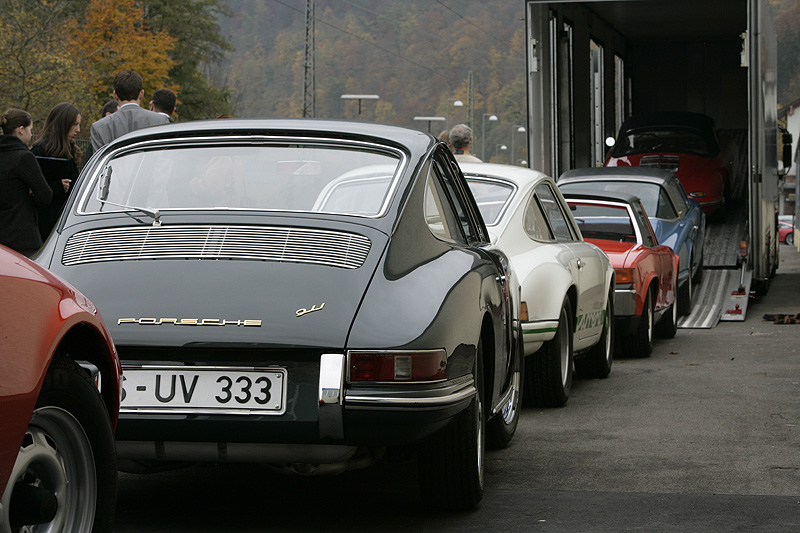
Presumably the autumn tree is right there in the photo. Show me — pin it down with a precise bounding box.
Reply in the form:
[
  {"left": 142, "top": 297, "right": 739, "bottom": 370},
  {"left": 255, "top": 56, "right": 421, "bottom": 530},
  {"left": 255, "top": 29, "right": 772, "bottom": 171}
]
[
  {"left": 0, "top": 0, "right": 85, "bottom": 120},
  {"left": 71, "top": 0, "right": 177, "bottom": 119}
]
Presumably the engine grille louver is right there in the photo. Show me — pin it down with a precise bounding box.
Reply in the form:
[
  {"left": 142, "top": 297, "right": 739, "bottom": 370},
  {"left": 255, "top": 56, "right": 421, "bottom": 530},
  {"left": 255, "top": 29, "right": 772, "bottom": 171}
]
[
  {"left": 640, "top": 155, "right": 680, "bottom": 172},
  {"left": 62, "top": 225, "right": 371, "bottom": 269}
]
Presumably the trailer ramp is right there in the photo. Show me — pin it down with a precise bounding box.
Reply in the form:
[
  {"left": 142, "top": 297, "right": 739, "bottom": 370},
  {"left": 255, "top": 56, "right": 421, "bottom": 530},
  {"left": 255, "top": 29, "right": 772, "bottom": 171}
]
[{"left": 678, "top": 221, "right": 751, "bottom": 328}]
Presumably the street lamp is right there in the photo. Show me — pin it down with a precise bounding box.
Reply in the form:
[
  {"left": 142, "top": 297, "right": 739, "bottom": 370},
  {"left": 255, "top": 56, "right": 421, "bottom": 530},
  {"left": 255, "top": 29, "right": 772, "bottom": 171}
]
[
  {"left": 446, "top": 98, "right": 464, "bottom": 130},
  {"left": 481, "top": 113, "right": 498, "bottom": 161},
  {"left": 413, "top": 116, "right": 446, "bottom": 133},
  {"left": 495, "top": 144, "right": 508, "bottom": 163},
  {"left": 341, "top": 94, "right": 379, "bottom": 119},
  {"left": 511, "top": 125, "right": 526, "bottom": 166}
]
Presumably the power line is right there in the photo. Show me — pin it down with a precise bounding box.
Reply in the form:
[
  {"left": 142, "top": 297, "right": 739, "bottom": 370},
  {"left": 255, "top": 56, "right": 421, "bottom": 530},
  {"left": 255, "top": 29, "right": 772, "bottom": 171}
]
[
  {"left": 434, "top": 0, "right": 520, "bottom": 52},
  {"left": 272, "top": 0, "right": 448, "bottom": 81}
]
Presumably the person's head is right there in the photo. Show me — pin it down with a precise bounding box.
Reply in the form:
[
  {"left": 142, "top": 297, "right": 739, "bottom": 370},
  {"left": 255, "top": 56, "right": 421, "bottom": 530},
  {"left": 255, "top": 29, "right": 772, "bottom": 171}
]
[
  {"left": 113, "top": 70, "right": 144, "bottom": 102},
  {"left": 438, "top": 129, "right": 454, "bottom": 152},
  {"left": 101, "top": 99, "right": 119, "bottom": 117},
  {"left": 449, "top": 124, "right": 473, "bottom": 151},
  {"left": 149, "top": 89, "right": 176, "bottom": 116},
  {"left": 0, "top": 109, "right": 33, "bottom": 145},
  {"left": 33, "top": 102, "right": 82, "bottom": 160}
]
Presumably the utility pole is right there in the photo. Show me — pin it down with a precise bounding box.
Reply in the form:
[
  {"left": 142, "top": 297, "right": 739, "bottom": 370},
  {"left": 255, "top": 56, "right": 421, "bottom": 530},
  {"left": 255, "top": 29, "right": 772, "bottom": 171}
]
[
  {"left": 467, "top": 70, "right": 474, "bottom": 130},
  {"left": 302, "top": 0, "right": 315, "bottom": 118}
]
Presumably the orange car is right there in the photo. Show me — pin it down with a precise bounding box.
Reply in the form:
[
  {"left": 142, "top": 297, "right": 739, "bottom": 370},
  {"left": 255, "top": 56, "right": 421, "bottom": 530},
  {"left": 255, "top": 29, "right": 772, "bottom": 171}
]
[
  {"left": 563, "top": 191, "right": 680, "bottom": 357},
  {"left": 0, "top": 246, "right": 121, "bottom": 531}
]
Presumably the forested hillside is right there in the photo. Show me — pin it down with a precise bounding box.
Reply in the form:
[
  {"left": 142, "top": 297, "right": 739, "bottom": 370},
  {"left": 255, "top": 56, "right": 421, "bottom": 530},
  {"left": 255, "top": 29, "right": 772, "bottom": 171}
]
[{"left": 215, "top": 1, "right": 526, "bottom": 146}]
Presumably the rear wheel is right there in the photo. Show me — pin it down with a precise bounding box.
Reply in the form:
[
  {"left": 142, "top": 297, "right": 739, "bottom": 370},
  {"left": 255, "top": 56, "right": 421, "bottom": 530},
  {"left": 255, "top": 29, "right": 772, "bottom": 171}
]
[
  {"left": 575, "top": 290, "right": 614, "bottom": 379},
  {"left": 486, "top": 336, "right": 523, "bottom": 449},
  {"left": 1, "top": 355, "right": 117, "bottom": 533},
  {"left": 678, "top": 271, "right": 693, "bottom": 316},
  {"left": 657, "top": 279, "right": 679, "bottom": 339},
  {"left": 418, "top": 339, "right": 484, "bottom": 511},
  {"left": 788, "top": 232, "right": 795, "bottom": 246},
  {"left": 524, "top": 298, "right": 573, "bottom": 407},
  {"left": 624, "top": 288, "right": 654, "bottom": 357}
]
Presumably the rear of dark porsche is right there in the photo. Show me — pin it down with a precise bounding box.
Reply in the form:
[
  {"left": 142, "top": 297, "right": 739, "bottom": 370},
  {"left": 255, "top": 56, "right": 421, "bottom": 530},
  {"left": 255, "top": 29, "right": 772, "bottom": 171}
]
[{"left": 36, "top": 120, "right": 480, "bottom": 472}]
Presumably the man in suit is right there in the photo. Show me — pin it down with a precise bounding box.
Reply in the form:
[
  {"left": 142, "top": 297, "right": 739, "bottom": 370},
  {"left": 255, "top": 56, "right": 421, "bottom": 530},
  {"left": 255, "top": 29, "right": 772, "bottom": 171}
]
[
  {"left": 90, "top": 70, "right": 170, "bottom": 151},
  {"left": 149, "top": 89, "right": 176, "bottom": 121}
]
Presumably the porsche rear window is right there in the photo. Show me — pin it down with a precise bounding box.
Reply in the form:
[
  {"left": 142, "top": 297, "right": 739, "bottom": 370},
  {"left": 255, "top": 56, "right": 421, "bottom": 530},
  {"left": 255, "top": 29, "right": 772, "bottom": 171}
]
[
  {"left": 559, "top": 181, "right": 676, "bottom": 219},
  {"left": 80, "top": 144, "right": 401, "bottom": 217},
  {"left": 465, "top": 178, "right": 514, "bottom": 226}
]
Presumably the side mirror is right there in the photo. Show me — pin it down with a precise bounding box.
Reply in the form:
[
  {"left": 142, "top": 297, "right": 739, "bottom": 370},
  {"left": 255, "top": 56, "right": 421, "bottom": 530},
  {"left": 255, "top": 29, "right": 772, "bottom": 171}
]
[{"left": 97, "top": 166, "right": 112, "bottom": 202}]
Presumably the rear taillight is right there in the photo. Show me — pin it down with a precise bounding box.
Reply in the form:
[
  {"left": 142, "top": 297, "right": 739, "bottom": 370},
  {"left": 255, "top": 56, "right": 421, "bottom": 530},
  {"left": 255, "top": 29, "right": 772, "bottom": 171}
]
[{"left": 348, "top": 350, "right": 447, "bottom": 382}]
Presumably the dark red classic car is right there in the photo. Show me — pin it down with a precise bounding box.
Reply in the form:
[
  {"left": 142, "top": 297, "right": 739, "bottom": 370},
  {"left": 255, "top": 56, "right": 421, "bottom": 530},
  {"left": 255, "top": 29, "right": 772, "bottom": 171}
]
[
  {"left": 0, "top": 246, "right": 121, "bottom": 532},
  {"left": 605, "top": 112, "right": 727, "bottom": 217},
  {"left": 562, "top": 192, "right": 679, "bottom": 358}
]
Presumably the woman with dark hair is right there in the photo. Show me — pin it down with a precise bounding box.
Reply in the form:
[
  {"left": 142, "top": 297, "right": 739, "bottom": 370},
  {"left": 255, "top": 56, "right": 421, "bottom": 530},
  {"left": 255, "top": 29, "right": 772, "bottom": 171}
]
[
  {"left": 0, "top": 109, "right": 53, "bottom": 256},
  {"left": 32, "top": 102, "right": 82, "bottom": 238}
]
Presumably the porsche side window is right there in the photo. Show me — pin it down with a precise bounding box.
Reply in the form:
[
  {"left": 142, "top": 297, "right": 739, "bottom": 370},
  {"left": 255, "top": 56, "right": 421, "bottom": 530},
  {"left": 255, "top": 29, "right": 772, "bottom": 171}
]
[
  {"left": 633, "top": 202, "right": 657, "bottom": 247},
  {"left": 666, "top": 179, "right": 690, "bottom": 216},
  {"left": 523, "top": 193, "right": 556, "bottom": 242},
  {"left": 433, "top": 159, "right": 479, "bottom": 243},
  {"left": 535, "top": 183, "right": 576, "bottom": 242},
  {"left": 424, "top": 169, "right": 461, "bottom": 243}
]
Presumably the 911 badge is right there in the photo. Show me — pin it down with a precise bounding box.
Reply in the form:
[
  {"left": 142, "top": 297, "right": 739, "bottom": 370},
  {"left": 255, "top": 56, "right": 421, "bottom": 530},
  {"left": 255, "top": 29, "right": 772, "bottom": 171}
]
[
  {"left": 296, "top": 302, "right": 325, "bottom": 317},
  {"left": 118, "top": 318, "right": 262, "bottom": 326}
]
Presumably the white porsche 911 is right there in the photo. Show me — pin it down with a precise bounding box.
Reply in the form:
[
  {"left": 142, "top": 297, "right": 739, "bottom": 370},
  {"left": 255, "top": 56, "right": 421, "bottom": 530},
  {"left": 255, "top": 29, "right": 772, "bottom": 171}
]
[{"left": 462, "top": 163, "right": 615, "bottom": 407}]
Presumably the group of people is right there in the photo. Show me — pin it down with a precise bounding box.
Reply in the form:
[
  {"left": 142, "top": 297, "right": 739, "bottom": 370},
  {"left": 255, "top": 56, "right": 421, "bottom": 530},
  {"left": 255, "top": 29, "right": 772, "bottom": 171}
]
[
  {"left": 438, "top": 123, "right": 482, "bottom": 162},
  {"left": 0, "top": 70, "right": 175, "bottom": 257}
]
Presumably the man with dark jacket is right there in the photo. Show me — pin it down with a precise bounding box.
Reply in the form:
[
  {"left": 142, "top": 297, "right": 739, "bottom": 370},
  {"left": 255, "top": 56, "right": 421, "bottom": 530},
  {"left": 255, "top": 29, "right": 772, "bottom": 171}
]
[{"left": 90, "top": 70, "right": 170, "bottom": 151}]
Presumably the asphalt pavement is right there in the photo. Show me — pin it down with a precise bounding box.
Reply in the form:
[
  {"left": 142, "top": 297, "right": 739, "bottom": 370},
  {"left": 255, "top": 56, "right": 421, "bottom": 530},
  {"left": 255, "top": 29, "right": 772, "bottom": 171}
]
[{"left": 114, "top": 245, "right": 800, "bottom": 532}]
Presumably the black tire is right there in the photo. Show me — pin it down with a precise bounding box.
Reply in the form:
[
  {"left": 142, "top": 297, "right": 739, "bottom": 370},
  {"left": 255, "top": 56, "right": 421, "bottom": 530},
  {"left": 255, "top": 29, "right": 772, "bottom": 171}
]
[
  {"left": 486, "top": 335, "right": 523, "bottom": 449},
  {"left": 657, "top": 280, "right": 678, "bottom": 339},
  {"left": 677, "top": 273, "right": 693, "bottom": 316},
  {"left": 692, "top": 254, "right": 704, "bottom": 285},
  {"left": 788, "top": 232, "right": 794, "bottom": 247},
  {"left": 624, "top": 288, "right": 654, "bottom": 357},
  {"left": 417, "top": 339, "right": 484, "bottom": 511},
  {"left": 575, "top": 290, "right": 614, "bottom": 379},
  {"left": 2, "top": 355, "right": 117, "bottom": 532},
  {"left": 524, "top": 298, "right": 573, "bottom": 407}
]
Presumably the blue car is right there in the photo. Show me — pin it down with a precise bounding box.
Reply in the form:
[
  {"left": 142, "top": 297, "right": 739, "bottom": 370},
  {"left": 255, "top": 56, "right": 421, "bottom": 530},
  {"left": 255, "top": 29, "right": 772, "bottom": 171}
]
[{"left": 557, "top": 167, "right": 705, "bottom": 316}]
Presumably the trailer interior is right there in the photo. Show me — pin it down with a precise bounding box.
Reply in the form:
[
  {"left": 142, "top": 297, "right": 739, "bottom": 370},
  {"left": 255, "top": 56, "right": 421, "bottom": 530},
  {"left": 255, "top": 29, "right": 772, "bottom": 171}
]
[{"left": 525, "top": 0, "right": 781, "bottom": 325}]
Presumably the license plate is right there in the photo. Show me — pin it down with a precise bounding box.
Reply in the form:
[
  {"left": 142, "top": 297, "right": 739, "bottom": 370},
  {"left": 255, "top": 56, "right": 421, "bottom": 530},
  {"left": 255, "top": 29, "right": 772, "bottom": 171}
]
[{"left": 121, "top": 366, "right": 287, "bottom": 415}]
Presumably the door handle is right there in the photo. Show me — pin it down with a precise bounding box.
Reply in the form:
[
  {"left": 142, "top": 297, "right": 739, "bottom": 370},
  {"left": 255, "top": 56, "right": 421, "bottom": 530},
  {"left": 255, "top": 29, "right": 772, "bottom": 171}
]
[{"left": 576, "top": 258, "right": 583, "bottom": 270}]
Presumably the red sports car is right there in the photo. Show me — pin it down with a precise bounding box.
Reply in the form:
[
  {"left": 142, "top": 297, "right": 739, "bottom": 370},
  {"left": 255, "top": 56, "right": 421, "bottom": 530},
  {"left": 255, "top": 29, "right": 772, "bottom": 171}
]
[
  {"left": 0, "top": 246, "right": 121, "bottom": 531},
  {"left": 605, "top": 112, "right": 727, "bottom": 218},
  {"left": 779, "top": 218, "right": 795, "bottom": 246},
  {"left": 563, "top": 191, "right": 679, "bottom": 357}
]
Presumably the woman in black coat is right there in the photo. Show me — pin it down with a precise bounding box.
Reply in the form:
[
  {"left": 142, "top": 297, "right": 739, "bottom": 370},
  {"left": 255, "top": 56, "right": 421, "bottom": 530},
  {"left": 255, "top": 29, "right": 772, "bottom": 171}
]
[
  {"left": 31, "top": 102, "right": 82, "bottom": 239},
  {"left": 0, "top": 109, "right": 53, "bottom": 257}
]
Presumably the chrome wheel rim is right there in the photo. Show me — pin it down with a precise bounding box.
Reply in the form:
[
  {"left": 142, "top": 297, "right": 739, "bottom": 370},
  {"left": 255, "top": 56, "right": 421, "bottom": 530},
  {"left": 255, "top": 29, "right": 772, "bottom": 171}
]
[
  {"left": 603, "top": 306, "right": 612, "bottom": 363},
  {"left": 646, "top": 299, "right": 654, "bottom": 343},
  {"left": 0, "top": 407, "right": 96, "bottom": 533},
  {"left": 558, "top": 310, "right": 570, "bottom": 387},
  {"left": 476, "top": 390, "right": 484, "bottom": 488},
  {"left": 500, "top": 369, "right": 521, "bottom": 425}
]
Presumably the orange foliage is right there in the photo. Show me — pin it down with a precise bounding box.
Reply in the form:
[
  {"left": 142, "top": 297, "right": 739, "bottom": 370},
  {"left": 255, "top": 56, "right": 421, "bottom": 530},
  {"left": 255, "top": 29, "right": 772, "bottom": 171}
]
[{"left": 71, "top": 0, "right": 179, "bottom": 115}]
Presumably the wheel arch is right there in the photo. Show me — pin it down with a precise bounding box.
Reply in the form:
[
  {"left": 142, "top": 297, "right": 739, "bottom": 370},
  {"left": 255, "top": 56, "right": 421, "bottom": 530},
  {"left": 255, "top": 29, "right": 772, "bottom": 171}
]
[{"left": 53, "top": 323, "right": 119, "bottom": 427}]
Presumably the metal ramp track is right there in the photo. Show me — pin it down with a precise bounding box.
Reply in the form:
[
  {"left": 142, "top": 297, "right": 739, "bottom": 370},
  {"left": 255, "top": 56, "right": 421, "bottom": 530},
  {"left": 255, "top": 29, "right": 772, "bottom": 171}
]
[
  {"left": 703, "top": 221, "right": 745, "bottom": 268},
  {"left": 678, "top": 265, "right": 752, "bottom": 328}
]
